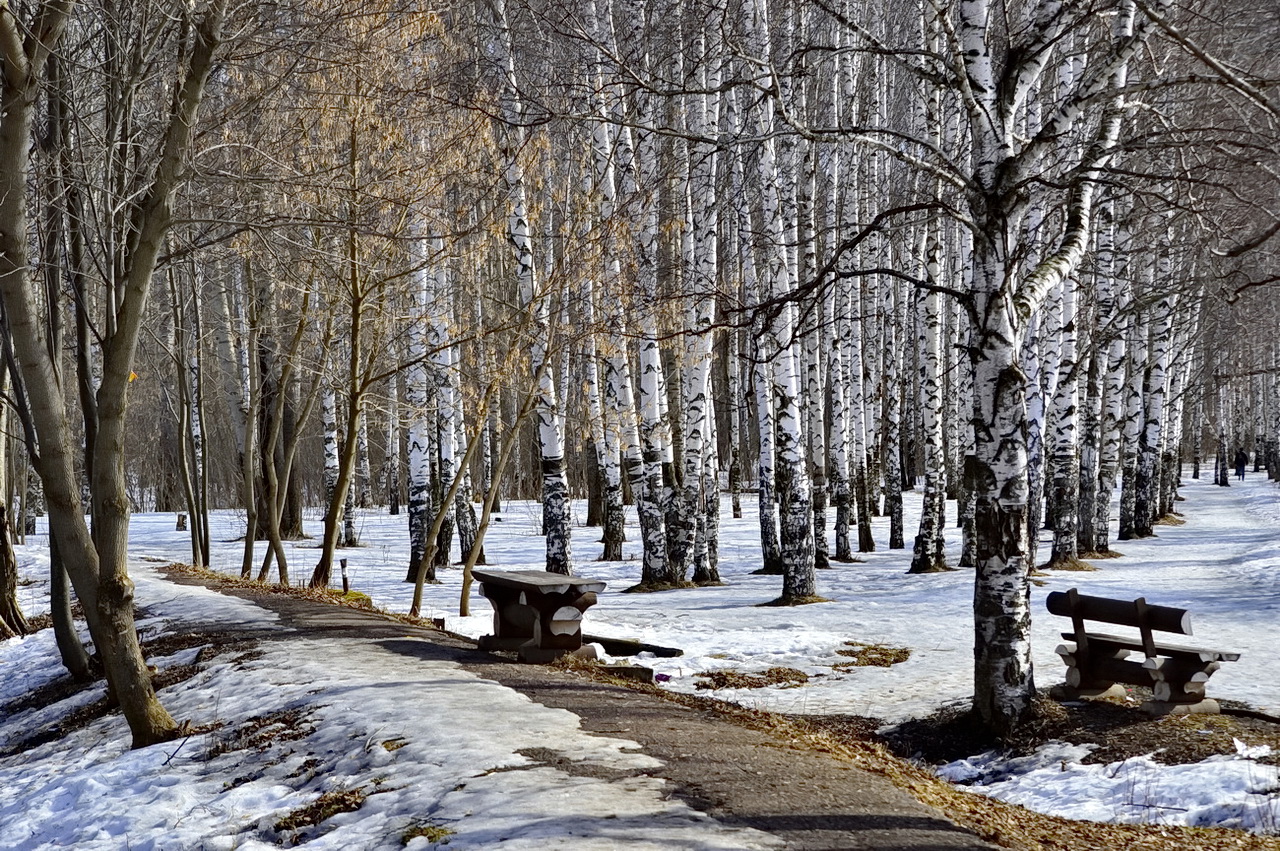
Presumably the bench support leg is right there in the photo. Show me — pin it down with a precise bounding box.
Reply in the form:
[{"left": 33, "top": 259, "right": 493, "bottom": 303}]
[
  {"left": 477, "top": 585, "right": 537, "bottom": 651},
  {"left": 1050, "top": 683, "right": 1128, "bottom": 702},
  {"left": 1142, "top": 698, "right": 1221, "bottom": 717}
]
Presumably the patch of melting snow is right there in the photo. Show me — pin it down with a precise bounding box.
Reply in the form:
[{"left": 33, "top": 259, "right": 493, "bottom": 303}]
[
  {"left": 3, "top": 471, "right": 1278, "bottom": 839},
  {"left": 939, "top": 739, "right": 1280, "bottom": 833}
]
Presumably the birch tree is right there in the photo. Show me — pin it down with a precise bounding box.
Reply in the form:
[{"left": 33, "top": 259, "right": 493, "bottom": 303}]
[
  {"left": 746, "top": 0, "right": 815, "bottom": 603},
  {"left": 489, "top": 0, "right": 572, "bottom": 574},
  {"left": 909, "top": 232, "right": 949, "bottom": 574},
  {"left": 682, "top": 3, "right": 724, "bottom": 586},
  {"left": 405, "top": 231, "right": 437, "bottom": 584}
]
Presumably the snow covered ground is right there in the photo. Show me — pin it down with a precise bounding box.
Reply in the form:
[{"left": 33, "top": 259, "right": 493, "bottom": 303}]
[
  {"left": 4, "top": 469, "right": 1280, "bottom": 844},
  {"left": 2, "top": 547, "right": 777, "bottom": 849}
]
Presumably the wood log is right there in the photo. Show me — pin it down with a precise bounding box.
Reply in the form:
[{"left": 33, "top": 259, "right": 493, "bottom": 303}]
[
  {"left": 1057, "top": 646, "right": 1128, "bottom": 668},
  {"left": 549, "top": 606, "right": 583, "bottom": 636},
  {"left": 1143, "top": 698, "right": 1221, "bottom": 716},
  {"left": 1154, "top": 680, "right": 1207, "bottom": 703},
  {"left": 581, "top": 634, "right": 684, "bottom": 658},
  {"left": 1047, "top": 590, "right": 1192, "bottom": 635},
  {"left": 1140, "top": 657, "right": 1220, "bottom": 683},
  {"left": 1066, "top": 655, "right": 1149, "bottom": 689}
]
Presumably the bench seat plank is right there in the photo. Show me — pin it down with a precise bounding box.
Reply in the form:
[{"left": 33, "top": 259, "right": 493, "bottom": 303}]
[{"left": 1059, "top": 632, "right": 1240, "bottom": 662}]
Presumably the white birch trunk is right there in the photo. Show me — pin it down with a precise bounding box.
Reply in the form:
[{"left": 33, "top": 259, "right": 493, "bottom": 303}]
[
  {"left": 850, "top": 255, "right": 876, "bottom": 552},
  {"left": 963, "top": 0, "right": 1148, "bottom": 733},
  {"left": 794, "top": 47, "right": 826, "bottom": 574},
  {"left": 1095, "top": 213, "right": 1128, "bottom": 551},
  {"left": 882, "top": 278, "right": 905, "bottom": 550},
  {"left": 187, "top": 350, "right": 205, "bottom": 566},
  {"left": 1077, "top": 347, "right": 1103, "bottom": 556},
  {"left": 1135, "top": 291, "right": 1174, "bottom": 536},
  {"left": 747, "top": 0, "right": 813, "bottom": 600},
  {"left": 1046, "top": 276, "right": 1080, "bottom": 566},
  {"left": 726, "top": 326, "right": 744, "bottom": 520},
  {"left": 957, "top": 227, "right": 978, "bottom": 568},
  {"left": 582, "top": 0, "right": 637, "bottom": 565},
  {"left": 322, "top": 387, "right": 339, "bottom": 520},
  {"left": 1023, "top": 308, "right": 1046, "bottom": 551},
  {"left": 405, "top": 232, "right": 434, "bottom": 583},
  {"left": 829, "top": 280, "right": 852, "bottom": 562},
  {"left": 961, "top": 0, "right": 1033, "bottom": 734},
  {"left": 684, "top": 22, "right": 721, "bottom": 585},
  {"left": 385, "top": 372, "right": 400, "bottom": 515},
  {"left": 1160, "top": 323, "right": 1192, "bottom": 517},
  {"left": 822, "top": 64, "right": 851, "bottom": 560},
  {"left": 492, "top": 0, "right": 570, "bottom": 574},
  {"left": 454, "top": 414, "right": 481, "bottom": 566},
  {"left": 727, "top": 87, "right": 780, "bottom": 574},
  {"left": 430, "top": 241, "right": 457, "bottom": 568},
  {"left": 614, "top": 0, "right": 668, "bottom": 586},
  {"left": 355, "top": 413, "right": 372, "bottom": 508},
  {"left": 909, "top": 231, "right": 948, "bottom": 574},
  {"left": 581, "top": 274, "right": 621, "bottom": 560},
  {"left": 215, "top": 269, "right": 248, "bottom": 462},
  {"left": 1118, "top": 307, "right": 1147, "bottom": 540},
  {"left": 342, "top": 472, "right": 357, "bottom": 547}
]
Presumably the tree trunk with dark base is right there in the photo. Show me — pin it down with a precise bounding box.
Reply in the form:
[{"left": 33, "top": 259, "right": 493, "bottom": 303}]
[
  {"left": 909, "top": 245, "right": 949, "bottom": 575},
  {"left": 969, "top": 280, "right": 1037, "bottom": 738},
  {"left": 50, "top": 541, "right": 93, "bottom": 681},
  {"left": 0, "top": 507, "right": 28, "bottom": 639},
  {"left": 0, "top": 0, "right": 227, "bottom": 747}
]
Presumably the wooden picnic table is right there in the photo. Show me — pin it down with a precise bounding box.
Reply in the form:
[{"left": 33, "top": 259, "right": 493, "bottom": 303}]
[{"left": 473, "top": 569, "right": 606, "bottom": 663}]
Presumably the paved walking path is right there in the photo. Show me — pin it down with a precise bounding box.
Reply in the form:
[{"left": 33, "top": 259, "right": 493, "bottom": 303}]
[{"left": 162, "top": 568, "right": 997, "bottom": 850}]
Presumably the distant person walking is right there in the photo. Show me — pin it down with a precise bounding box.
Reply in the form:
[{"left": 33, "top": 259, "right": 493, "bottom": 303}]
[{"left": 1235, "top": 449, "right": 1248, "bottom": 481}]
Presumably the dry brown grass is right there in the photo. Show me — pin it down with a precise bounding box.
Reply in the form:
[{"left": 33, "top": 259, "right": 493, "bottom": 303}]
[
  {"left": 274, "top": 786, "right": 367, "bottom": 832},
  {"left": 1042, "top": 555, "right": 1099, "bottom": 571},
  {"left": 207, "top": 707, "right": 316, "bottom": 759},
  {"left": 160, "top": 563, "right": 451, "bottom": 632},
  {"left": 695, "top": 667, "right": 810, "bottom": 690},
  {"left": 756, "top": 594, "right": 833, "bottom": 607},
  {"left": 566, "top": 665, "right": 1280, "bottom": 851},
  {"left": 834, "top": 641, "right": 911, "bottom": 669}
]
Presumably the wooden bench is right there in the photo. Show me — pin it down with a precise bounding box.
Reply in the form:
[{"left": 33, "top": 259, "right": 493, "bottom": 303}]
[
  {"left": 473, "top": 569, "right": 606, "bottom": 664},
  {"left": 1047, "top": 588, "right": 1241, "bottom": 716}
]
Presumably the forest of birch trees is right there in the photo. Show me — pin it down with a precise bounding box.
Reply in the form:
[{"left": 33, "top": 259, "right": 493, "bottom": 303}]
[{"left": 1, "top": 0, "right": 1278, "bottom": 744}]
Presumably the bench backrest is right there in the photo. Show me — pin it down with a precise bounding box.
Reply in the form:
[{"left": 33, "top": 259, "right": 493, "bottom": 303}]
[{"left": 1046, "top": 588, "right": 1192, "bottom": 658}]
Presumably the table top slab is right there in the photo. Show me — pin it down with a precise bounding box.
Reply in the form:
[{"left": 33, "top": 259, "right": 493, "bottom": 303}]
[{"left": 472, "top": 569, "right": 607, "bottom": 594}]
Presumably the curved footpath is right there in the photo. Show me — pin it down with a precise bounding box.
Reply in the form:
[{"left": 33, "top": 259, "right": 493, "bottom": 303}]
[{"left": 162, "top": 569, "right": 996, "bottom": 851}]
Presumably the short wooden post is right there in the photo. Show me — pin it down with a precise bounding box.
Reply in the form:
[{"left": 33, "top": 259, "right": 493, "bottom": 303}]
[
  {"left": 1134, "top": 597, "right": 1156, "bottom": 658},
  {"left": 176, "top": 513, "right": 187, "bottom": 531},
  {"left": 340, "top": 558, "right": 349, "bottom": 594}
]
